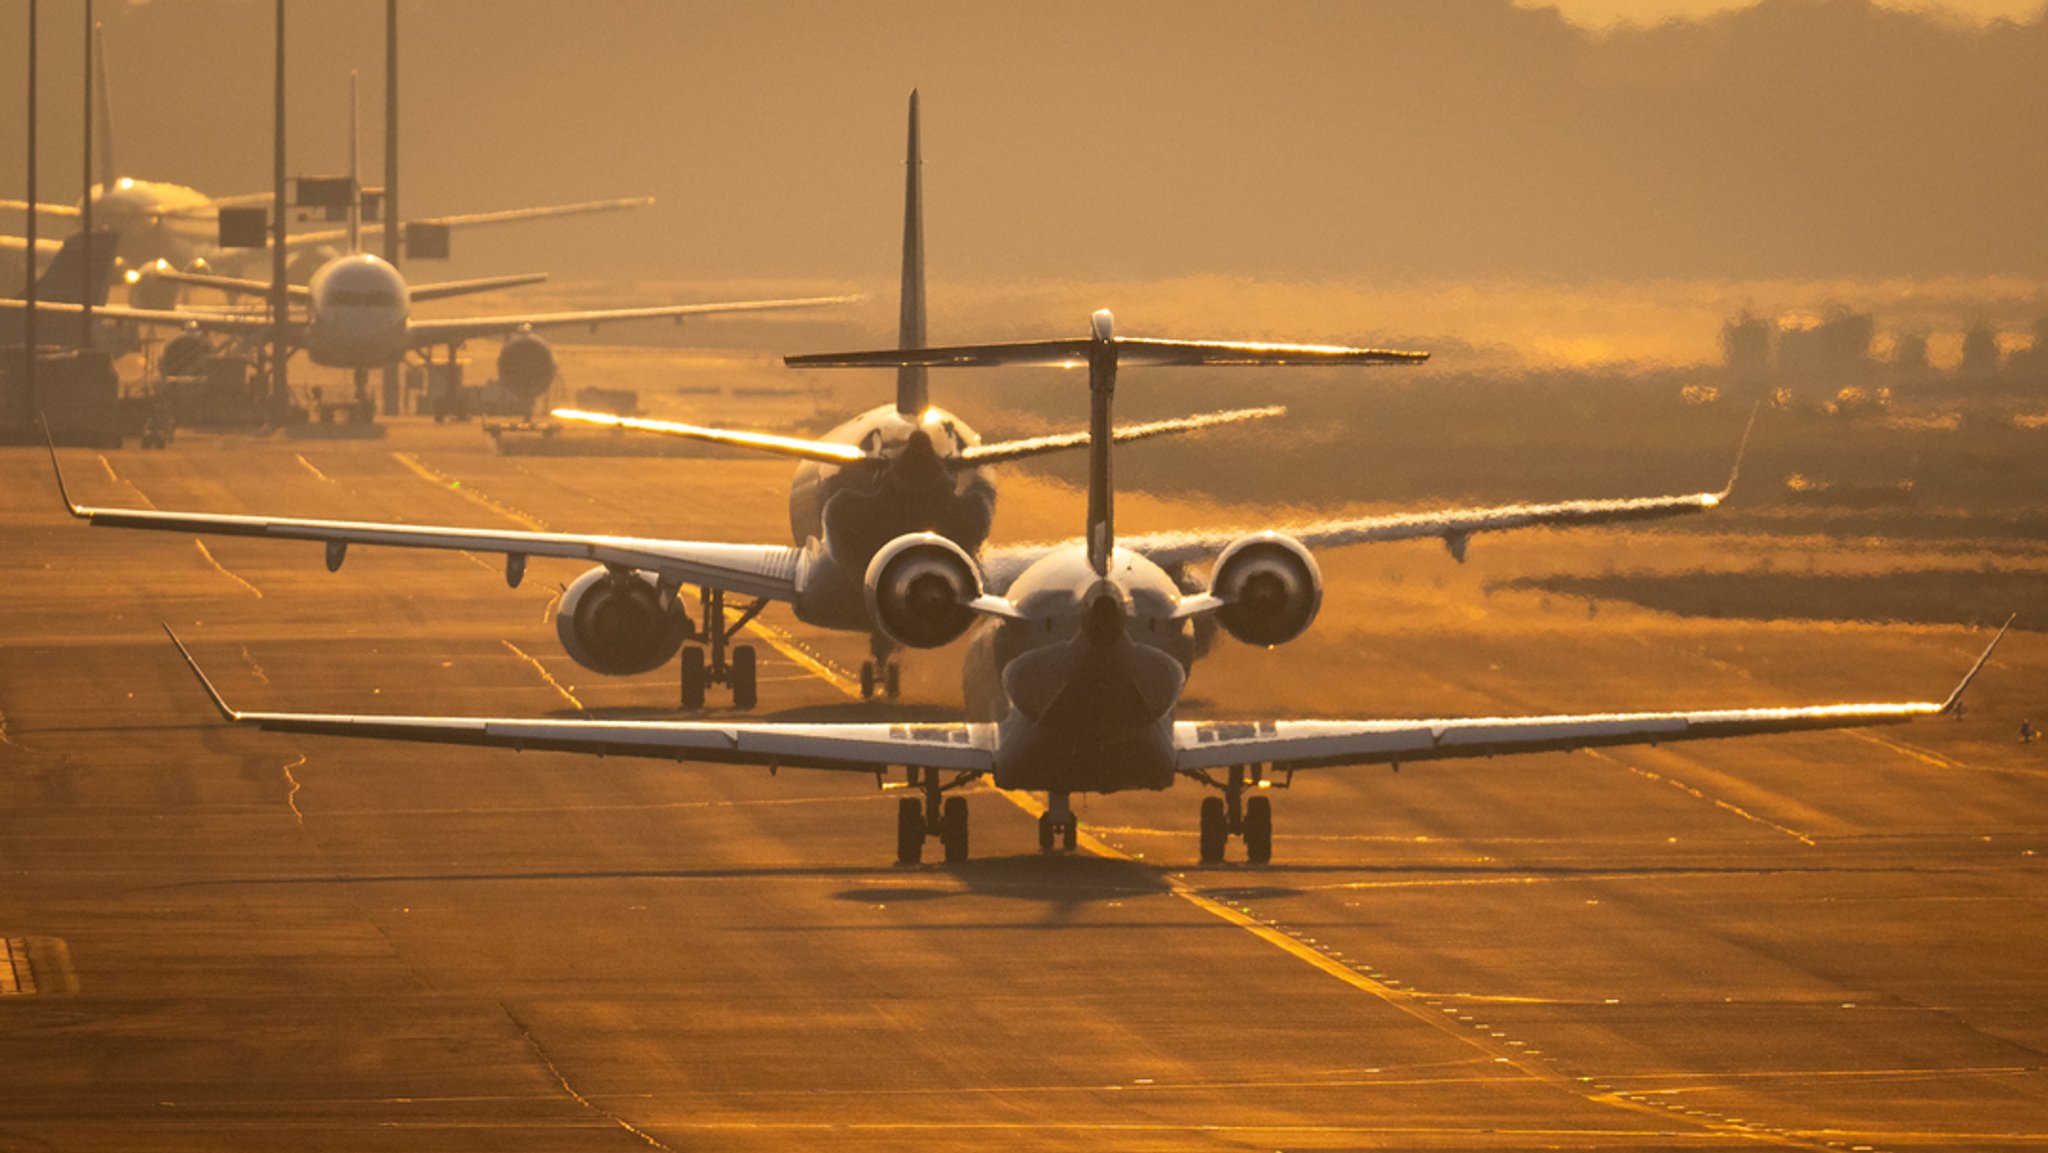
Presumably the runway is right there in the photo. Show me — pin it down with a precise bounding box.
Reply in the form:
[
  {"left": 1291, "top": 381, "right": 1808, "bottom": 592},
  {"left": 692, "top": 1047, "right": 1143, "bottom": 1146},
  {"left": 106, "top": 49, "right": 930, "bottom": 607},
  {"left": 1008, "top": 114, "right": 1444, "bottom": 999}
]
[{"left": 2, "top": 419, "right": 2044, "bottom": 1151}]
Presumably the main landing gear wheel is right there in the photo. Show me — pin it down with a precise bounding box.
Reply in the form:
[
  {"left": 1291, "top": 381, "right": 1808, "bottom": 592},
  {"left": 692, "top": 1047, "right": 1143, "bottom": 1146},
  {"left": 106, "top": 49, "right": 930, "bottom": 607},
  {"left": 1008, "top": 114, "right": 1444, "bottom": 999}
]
[
  {"left": 680, "top": 646, "right": 707, "bottom": 711},
  {"left": 1199, "top": 796, "right": 1227, "bottom": 864},
  {"left": 1243, "top": 795, "right": 1274, "bottom": 865},
  {"left": 677, "top": 583, "right": 769, "bottom": 710},
  {"left": 897, "top": 797, "right": 925, "bottom": 865},
  {"left": 940, "top": 797, "right": 970, "bottom": 863},
  {"left": 1195, "top": 765, "right": 1276, "bottom": 864},
  {"left": 896, "top": 770, "right": 975, "bottom": 865}
]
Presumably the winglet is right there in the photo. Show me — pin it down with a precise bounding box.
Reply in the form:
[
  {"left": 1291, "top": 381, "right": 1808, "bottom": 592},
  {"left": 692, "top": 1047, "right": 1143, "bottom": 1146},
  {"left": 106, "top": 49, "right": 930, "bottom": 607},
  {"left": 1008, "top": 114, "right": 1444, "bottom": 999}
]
[
  {"left": 40, "top": 415, "right": 87, "bottom": 518},
  {"left": 162, "top": 625, "right": 243, "bottom": 722},
  {"left": 1940, "top": 613, "right": 2015, "bottom": 715},
  {"left": 1712, "top": 402, "right": 1760, "bottom": 505}
]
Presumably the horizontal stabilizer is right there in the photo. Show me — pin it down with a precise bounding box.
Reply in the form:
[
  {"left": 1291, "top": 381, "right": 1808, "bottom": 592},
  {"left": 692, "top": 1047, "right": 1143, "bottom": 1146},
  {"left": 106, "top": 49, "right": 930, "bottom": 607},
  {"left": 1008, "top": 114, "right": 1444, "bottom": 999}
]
[
  {"left": 789, "top": 336, "right": 1428, "bottom": 370},
  {"left": 959, "top": 405, "right": 1287, "bottom": 465},
  {"left": 549, "top": 408, "right": 868, "bottom": 464}
]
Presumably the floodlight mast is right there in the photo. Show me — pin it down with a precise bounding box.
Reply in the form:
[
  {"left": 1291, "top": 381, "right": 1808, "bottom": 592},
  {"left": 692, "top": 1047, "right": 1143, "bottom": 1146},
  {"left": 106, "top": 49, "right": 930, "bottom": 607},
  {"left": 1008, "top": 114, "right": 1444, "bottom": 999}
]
[{"left": 270, "top": 0, "right": 289, "bottom": 418}]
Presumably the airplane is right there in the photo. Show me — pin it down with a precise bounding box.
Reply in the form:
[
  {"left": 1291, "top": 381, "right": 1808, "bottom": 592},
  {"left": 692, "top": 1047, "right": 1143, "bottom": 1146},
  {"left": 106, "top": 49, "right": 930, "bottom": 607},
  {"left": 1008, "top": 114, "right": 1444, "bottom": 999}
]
[
  {"left": 549, "top": 92, "right": 1293, "bottom": 701},
  {"left": 39, "top": 95, "right": 1740, "bottom": 715},
  {"left": 159, "top": 308, "right": 2012, "bottom": 867},
  {"left": 1, "top": 26, "right": 658, "bottom": 308},
  {"left": 4, "top": 72, "right": 855, "bottom": 408}
]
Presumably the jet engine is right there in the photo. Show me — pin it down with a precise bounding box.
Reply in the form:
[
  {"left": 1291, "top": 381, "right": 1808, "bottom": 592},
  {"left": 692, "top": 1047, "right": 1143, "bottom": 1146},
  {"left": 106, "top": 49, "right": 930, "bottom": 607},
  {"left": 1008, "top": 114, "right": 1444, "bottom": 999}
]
[
  {"left": 1209, "top": 532, "right": 1322, "bottom": 647},
  {"left": 127, "top": 263, "right": 182, "bottom": 311},
  {"left": 159, "top": 328, "right": 212, "bottom": 377},
  {"left": 554, "top": 566, "right": 692, "bottom": 676},
  {"left": 497, "top": 330, "right": 556, "bottom": 403},
  {"left": 864, "top": 532, "right": 981, "bottom": 650}
]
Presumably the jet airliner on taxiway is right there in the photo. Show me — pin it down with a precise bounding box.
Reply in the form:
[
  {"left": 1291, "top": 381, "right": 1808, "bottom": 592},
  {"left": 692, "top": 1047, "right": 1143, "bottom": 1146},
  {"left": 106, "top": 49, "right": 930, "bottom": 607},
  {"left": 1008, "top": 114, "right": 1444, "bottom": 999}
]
[
  {"left": 2, "top": 27, "right": 656, "bottom": 305},
  {"left": 158, "top": 308, "right": 2006, "bottom": 867}
]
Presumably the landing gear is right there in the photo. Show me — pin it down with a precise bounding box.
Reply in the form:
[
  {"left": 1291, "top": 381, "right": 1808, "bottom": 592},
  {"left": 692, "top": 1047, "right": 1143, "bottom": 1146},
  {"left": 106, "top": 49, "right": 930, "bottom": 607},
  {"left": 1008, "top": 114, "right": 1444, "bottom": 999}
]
[
  {"left": 860, "top": 637, "right": 901, "bottom": 700},
  {"left": 1189, "top": 765, "right": 1278, "bottom": 864},
  {"left": 894, "top": 768, "right": 978, "bottom": 865},
  {"left": 678, "top": 585, "right": 768, "bottom": 710},
  {"left": 1037, "top": 792, "right": 1079, "bottom": 853}
]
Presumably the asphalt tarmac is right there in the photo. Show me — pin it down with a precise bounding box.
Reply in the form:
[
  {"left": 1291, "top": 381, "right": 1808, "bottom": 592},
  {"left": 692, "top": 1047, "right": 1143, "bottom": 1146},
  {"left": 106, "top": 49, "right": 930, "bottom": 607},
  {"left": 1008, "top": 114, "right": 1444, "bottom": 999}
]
[{"left": 1, "top": 419, "right": 2044, "bottom": 1151}]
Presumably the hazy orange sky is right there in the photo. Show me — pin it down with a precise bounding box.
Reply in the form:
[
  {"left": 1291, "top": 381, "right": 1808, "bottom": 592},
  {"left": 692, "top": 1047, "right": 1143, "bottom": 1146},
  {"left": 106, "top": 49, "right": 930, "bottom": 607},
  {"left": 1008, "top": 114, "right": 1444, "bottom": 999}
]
[{"left": 2, "top": 0, "right": 2042, "bottom": 364}]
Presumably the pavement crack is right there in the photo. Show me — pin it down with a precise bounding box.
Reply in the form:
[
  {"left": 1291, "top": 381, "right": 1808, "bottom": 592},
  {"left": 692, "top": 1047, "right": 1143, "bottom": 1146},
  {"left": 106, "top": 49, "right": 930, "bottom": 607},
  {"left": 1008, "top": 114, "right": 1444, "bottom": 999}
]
[
  {"left": 502, "top": 1004, "right": 674, "bottom": 1151},
  {"left": 280, "top": 755, "right": 306, "bottom": 826}
]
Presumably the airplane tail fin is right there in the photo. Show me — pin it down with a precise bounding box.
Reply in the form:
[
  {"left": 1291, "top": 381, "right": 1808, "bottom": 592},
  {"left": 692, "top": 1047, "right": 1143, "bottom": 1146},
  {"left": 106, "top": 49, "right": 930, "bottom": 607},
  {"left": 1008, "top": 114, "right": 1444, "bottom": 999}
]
[
  {"left": 346, "top": 71, "right": 362, "bottom": 254},
  {"left": 92, "top": 23, "right": 116, "bottom": 186},
  {"left": 2, "top": 229, "right": 119, "bottom": 346},
  {"left": 896, "top": 90, "right": 928, "bottom": 417}
]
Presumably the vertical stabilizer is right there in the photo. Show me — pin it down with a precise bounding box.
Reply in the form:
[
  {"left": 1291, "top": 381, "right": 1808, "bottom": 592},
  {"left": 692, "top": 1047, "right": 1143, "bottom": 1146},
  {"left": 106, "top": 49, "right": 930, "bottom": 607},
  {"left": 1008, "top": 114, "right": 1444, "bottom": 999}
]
[
  {"left": 895, "top": 90, "right": 928, "bottom": 417},
  {"left": 346, "top": 71, "right": 362, "bottom": 254},
  {"left": 1085, "top": 309, "right": 1118, "bottom": 575},
  {"left": 92, "top": 23, "right": 116, "bottom": 185}
]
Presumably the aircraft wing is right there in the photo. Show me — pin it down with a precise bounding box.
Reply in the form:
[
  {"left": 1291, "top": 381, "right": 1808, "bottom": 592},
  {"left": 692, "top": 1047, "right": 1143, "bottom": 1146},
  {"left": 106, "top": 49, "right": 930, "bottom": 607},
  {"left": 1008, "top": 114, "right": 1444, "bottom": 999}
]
[
  {"left": 550, "top": 408, "right": 869, "bottom": 464},
  {"left": 168, "top": 627, "right": 992, "bottom": 773},
  {"left": 959, "top": 406, "right": 1286, "bottom": 466},
  {"left": 48, "top": 442, "right": 804, "bottom": 602},
  {"left": 0, "top": 296, "right": 276, "bottom": 336},
  {"left": 292, "top": 196, "right": 659, "bottom": 250},
  {"left": 981, "top": 413, "right": 1753, "bottom": 588},
  {"left": 1175, "top": 619, "right": 2011, "bottom": 774},
  {"left": 0, "top": 199, "right": 83, "bottom": 218},
  {"left": 406, "top": 294, "right": 858, "bottom": 348},
  {"left": 1, "top": 234, "right": 69, "bottom": 257}
]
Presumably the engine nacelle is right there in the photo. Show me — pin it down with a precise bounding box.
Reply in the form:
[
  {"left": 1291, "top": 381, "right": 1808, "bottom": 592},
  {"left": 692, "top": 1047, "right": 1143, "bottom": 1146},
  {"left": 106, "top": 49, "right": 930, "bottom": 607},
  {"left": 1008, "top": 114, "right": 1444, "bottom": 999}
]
[
  {"left": 554, "top": 566, "right": 691, "bottom": 676},
  {"left": 1209, "top": 532, "right": 1322, "bottom": 648},
  {"left": 160, "top": 328, "right": 212, "bottom": 377},
  {"left": 127, "top": 264, "right": 182, "bottom": 311},
  {"left": 864, "top": 532, "right": 981, "bottom": 650},
  {"left": 497, "top": 330, "right": 557, "bottom": 403}
]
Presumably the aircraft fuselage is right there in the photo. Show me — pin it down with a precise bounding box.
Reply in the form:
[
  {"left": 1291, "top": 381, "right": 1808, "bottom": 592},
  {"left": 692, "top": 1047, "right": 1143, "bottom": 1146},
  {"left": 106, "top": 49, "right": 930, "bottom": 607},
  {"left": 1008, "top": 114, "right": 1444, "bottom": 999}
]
[
  {"left": 787, "top": 404, "right": 997, "bottom": 631},
  {"left": 303, "top": 253, "right": 412, "bottom": 368},
  {"left": 971, "top": 545, "right": 1195, "bottom": 794}
]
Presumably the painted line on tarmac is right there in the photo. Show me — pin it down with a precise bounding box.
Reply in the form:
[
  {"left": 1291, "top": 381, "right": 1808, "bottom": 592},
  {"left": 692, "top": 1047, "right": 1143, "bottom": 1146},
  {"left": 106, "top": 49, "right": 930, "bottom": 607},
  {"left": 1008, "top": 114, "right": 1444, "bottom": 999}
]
[
  {"left": 193, "top": 540, "right": 264, "bottom": 599},
  {"left": 390, "top": 451, "right": 552, "bottom": 531},
  {"left": 1588, "top": 749, "right": 1816, "bottom": 846},
  {"left": 501, "top": 640, "right": 588, "bottom": 715},
  {"left": 293, "top": 453, "right": 335, "bottom": 483}
]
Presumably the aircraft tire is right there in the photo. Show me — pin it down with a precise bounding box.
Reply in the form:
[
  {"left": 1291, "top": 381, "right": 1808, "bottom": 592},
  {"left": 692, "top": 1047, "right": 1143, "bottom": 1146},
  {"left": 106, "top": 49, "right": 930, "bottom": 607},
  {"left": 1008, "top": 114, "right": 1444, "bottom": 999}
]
[
  {"left": 1243, "top": 795, "right": 1273, "bottom": 864},
  {"left": 940, "top": 797, "right": 969, "bottom": 863},
  {"left": 1037, "top": 812, "right": 1056, "bottom": 852},
  {"left": 1199, "top": 797, "right": 1227, "bottom": 863},
  {"left": 731, "top": 645, "right": 758, "bottom": 710},
  {"left": 680, "top": 646, "right": 707, "bottom": 711},
  {"left": 860, "top": 661, "right": 877, "bottom": 700},
  {"left": 884, "top": 661, "right": 901, "bottom": 700},
  {"left": 896, "top": 797, "right": 925, "bottom": 865}
]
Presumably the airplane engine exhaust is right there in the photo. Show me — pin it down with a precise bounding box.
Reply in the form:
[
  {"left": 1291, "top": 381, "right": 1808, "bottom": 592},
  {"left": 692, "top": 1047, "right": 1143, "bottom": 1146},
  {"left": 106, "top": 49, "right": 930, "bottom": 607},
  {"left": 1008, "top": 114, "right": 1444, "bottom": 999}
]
[
  {"left": 497, "top": 331, "right": 556, "bottom": 402},
  {"left": 864, "top": 532, "right": 981, "bottom": 650},
  {"left": 1210, "top": 533, "right": 1322, "bottom": 648},
  {"left": 555, "top": 566, "right": 692, "bottom": 676}
]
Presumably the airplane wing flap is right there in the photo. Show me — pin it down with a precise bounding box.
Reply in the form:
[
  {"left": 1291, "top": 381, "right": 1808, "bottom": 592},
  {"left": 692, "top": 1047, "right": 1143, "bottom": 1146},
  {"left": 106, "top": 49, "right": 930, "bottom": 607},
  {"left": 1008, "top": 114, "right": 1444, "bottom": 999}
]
[
  {"left": 68, "top": 503, "right": 802, "bottom": 601},
  {"left": 408, "top": 295, "right": 857, "bottom": 348},
  {"left": 1174, "top": 703, "right": 1941, "bottom": 773},
  {"left": 225, "top": 711, "right": 990, "bottom": 772}
]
